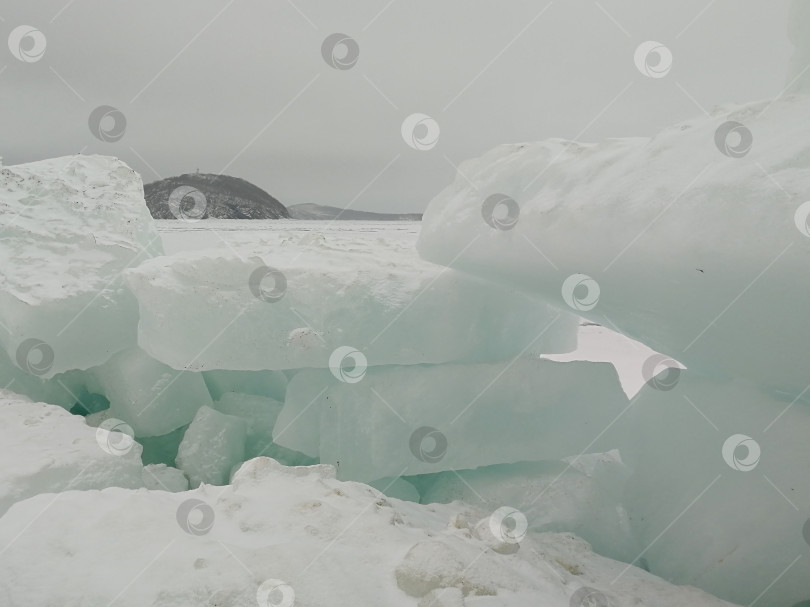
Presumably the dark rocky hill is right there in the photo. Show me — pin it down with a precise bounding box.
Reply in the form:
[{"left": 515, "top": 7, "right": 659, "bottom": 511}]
[{"left": 144, "top": 173, "right": 289, "bottom": 219}]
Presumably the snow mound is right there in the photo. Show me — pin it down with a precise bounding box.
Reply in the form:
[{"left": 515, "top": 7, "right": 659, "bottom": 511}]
[
  {"left": 0, "top": 456, "right": 736, "bottom": 607},
  {"left": 420, "top": 453, "right": 637, "bottom": 564},
  {"left": 0, "top": 389, "right": 144, "bottom": 516},
  {"left": 124, "top": 232, "right": 577, "bottom": 371},
  {"left": 0, "top": 155, "right": 162, "bottom": 377},
  {"left": 418, "top": 96, "right": 810, "bottom": 397}
]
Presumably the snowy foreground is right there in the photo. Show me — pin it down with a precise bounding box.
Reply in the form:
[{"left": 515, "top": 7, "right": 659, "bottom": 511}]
[{"left": 2, "top": 98, "right": 810, "bottom": 606}]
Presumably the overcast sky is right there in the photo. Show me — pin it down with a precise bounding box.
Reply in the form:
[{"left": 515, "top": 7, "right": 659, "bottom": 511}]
[{"left": 0, "top": 0, "right": 794, "bottom": 212}]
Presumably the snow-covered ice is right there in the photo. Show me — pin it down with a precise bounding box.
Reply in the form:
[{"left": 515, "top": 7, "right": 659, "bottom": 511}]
[
  {"left": 125, "top": 222, "right": 578, "bottom": 371},
  {"left": 0, "top": 389, "right": 144, "bottom": 516},
  {"left": 2, "top": 122, "right": 808, "bottom": 607},
  {"left": 0, "top": 155, "right": 162, "bottom": 377},
  {"left": 0, "top": 456, "right": 737, "bottom": 607},
  {"left": 419, "top": 452, "right": 637, "bottom": 564}
]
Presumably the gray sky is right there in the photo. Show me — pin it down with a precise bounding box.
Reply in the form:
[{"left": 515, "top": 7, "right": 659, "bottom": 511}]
[{"left": 0, "top": 0, "right": 794, "bottom": 212}]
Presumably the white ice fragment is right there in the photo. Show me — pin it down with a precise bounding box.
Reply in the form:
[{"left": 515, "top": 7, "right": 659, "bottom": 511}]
[
  {"left": 0, "top": 155, "right": 162, "bottom": 377},
  {"left": 418, "top": 96, "right": 810, "bottom": 396},
  {"left": 90, "top": 347, "right": 212, "bottom": 437},
  {"left": 176, "top": 406, "right": 247, "bottom": 488},
  {"left": 212, "top": 391, "right": 283, "bottom": 459},
  {"left": 620, "top": 373, "right": 810, "bottom": 607},
  {"left": 277, "top": 359, "right": 629, "bottom": 481},
  {"left": 124, "top": 233, "right": 578, "bottom": 371}
]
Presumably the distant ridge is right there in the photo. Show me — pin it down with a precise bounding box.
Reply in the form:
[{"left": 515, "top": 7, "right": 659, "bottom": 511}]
[
  {"left": 144, "top": 173, "right": 289, "bottom": 219},
  {"left": 289, "top": 203, "right": 422, "bottom": 221}
]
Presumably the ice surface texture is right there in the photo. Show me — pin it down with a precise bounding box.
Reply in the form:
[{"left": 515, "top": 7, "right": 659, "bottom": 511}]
[
  {"left": 125, "top": 231, "right": 578, "bottom": 371},
  {"left": 0, "top": 456, "right": 736, "bottom": 607},
  {"left": 417, "top": 95, "right": 810, "bottom": 606},
  {"left": 620, "top": 373, "right": 810, "bottom": 607},
  {"left": 89, "top": 347, "right": 212, "bottom": 437},
  {"left": 276, "top": 359, "right": 629, "bottom": 481},
  {"left": 0, "top": 155, "right": 162, "bottom": 377},
  {"left": 176, "top": 405, "right": 247, "bottom": 487},
  {"left": 418, "top": 96, "right": 810, "bottom": 398}
]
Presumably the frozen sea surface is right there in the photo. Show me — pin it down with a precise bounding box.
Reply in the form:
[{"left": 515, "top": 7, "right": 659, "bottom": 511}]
[{"left": 157, "top": 218, "right": 421, "bottom": 254}]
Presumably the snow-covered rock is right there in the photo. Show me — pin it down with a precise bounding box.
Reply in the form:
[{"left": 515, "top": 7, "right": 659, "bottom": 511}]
[
  {"left": 0, "top": 457, "right": 737, "bottom": 607},
  {"left": 124, "top": 232, "right": 578, "bottom": 371},
  {"left": 0, "top": 389, "right": 144, "bottom": 516},
  {"left": 276, "top": 359, "right": 629, "bottom": 482},
  {"left": 418, "top": 96, "right": 810, "bottom": 398},
  {"left": 0, "top": 155, "right": 162, "bottom": 377}
]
